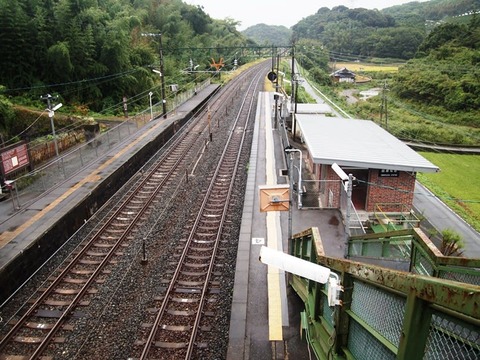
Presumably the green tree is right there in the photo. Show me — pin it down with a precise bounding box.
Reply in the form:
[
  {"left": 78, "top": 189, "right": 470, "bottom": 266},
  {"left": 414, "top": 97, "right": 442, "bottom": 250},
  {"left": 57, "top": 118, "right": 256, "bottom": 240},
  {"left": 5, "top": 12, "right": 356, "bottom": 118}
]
[
  {"left": 417, "top": 23, "right": 466, "bottom": 56},
  {"left": 296, "top": 39, "right": 329, "bottom": 71},
  {"left": 0, "top": 0, "right": 32, "bottom": 88},
  {"left": 46, "top": 42, "right": 74, "bottom": 83},
  {"left": 0, "top": 0, "right": 252, "bottom": 116},
  {"left": 372, "top": 27, "right": 424, "bottom": 59},
  {"left": 440, "top": 228, "right": 464, "bottom": 256}
]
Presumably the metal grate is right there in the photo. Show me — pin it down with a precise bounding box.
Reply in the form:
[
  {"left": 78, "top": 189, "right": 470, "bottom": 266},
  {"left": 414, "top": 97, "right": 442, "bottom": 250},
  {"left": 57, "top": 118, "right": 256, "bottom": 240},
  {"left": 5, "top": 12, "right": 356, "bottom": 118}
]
[
  {"left": 350, "top": 280, "right": 405, "bottom": 346},
  {"left": 424, "top": 312, "right": 480, "bottom": 360},
  {"left": 348, "top": 319, "right": 396, "bottom": 360},
  {"left": 413, "top": 251, "right": 435, "bottom": 276},
  {"left": 438, "top": 270, "right": 480, "bottom": 286}
]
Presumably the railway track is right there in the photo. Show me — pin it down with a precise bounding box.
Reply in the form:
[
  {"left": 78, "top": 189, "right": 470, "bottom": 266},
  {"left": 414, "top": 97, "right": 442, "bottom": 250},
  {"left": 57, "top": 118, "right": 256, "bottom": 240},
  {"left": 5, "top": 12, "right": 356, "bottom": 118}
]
[
  {"left": 133, "top": 64, "right": 265, "bottom": 360},
  {"left": 0, "top": 61, "right": 269, "bottom": 359}
]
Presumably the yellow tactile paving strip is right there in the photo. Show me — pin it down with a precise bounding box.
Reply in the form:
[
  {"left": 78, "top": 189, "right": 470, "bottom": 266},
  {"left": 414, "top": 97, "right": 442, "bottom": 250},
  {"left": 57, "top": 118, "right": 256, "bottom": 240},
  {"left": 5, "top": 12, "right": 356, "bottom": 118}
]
[
  {"left": 0, "top": 120, "right": 164, "bottom": 250},
  {"left": 263, "top": 92, "right": 283, "bottom": 341}
]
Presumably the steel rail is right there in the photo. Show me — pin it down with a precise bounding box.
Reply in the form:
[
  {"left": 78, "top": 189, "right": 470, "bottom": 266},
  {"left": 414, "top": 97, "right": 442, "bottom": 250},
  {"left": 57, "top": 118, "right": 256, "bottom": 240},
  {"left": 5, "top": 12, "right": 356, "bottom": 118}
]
[
  {"left": 185, "top": 69, "right": 265, "bottom": 360},
  {"left": 138, "top": 61, "right": 268, "bottom": 360},
  {"left": 0, "top": 129, "right": 202, "bottom": 359},
  {"left": 0, "top": 106, "right": 205, "bottom": 357},
  {"left": 0, "top": 69, "right": 254, "bottom": 359}
]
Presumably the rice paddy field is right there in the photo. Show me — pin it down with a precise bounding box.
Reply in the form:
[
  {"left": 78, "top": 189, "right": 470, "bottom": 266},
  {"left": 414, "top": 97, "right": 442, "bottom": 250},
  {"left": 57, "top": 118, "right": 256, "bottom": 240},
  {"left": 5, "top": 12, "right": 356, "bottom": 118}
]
[
  {"left": 334, "top": 62, "right": 400, "bottom": 73},
  {"left": 417, "top": 152, "right": 480, "bottom": 232}
]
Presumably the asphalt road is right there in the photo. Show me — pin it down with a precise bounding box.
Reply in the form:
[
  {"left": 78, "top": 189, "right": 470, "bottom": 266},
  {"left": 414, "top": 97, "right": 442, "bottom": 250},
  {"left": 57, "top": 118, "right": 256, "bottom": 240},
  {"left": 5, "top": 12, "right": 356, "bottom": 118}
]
[{"left": 413, "top": 181, "right": 480, "bottom": 258}]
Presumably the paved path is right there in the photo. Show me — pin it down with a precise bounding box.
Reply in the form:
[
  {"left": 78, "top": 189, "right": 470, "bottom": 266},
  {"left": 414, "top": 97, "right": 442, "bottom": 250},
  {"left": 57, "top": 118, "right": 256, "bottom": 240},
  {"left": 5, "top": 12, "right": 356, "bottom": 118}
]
[{"left": 413, "top": 182, "right": 480, "bottom": 258}]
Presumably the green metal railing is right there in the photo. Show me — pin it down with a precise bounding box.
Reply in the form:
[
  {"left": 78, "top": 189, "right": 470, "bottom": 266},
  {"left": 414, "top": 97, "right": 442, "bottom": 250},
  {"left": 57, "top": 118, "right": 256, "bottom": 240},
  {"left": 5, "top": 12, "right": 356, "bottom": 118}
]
[
  {"left": 372, "top": 203, "right": 421, "bottom": 232},
  {"left": 290, "top": 227, "right": 480, "bottom": 360},
  {"left": 347, "top": 228, "right": 480, "bottom": 286},
  {"left": 348, "top": 229, "right": 413, "bottom": 261}
]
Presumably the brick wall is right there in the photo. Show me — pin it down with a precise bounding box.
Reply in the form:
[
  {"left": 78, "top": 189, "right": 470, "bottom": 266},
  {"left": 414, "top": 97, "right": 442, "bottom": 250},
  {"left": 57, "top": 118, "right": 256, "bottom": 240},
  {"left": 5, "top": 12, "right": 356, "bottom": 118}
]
[
  {"left": 29, "top": 130, "right": 86, "bottom": 165},
  {"left": 367, "top": 170, "right": 416, "bottom": 212},
  {"left": 321, "top": 167, "right": 344, "bottom": 208},
  {"left": 309, "top": 162, "right": 417, "bottom": 213}
]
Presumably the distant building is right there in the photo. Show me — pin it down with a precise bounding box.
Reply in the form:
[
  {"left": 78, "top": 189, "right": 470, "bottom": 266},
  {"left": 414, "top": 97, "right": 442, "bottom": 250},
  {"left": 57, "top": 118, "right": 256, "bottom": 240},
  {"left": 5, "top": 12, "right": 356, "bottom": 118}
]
[{"left": 330, "top": 67, "right": 356, "bottom": 83}]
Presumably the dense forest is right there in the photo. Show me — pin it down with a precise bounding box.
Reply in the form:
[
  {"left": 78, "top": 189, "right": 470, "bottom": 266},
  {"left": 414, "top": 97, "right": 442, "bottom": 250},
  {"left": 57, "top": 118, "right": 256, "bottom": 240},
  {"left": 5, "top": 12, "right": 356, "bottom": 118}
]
[
  {"left": 290, "top": 7, "right": 480, "bottom": 116},
  {"left": 273, "top": 0, "right": 479, "bottom": 144},
  {"left": 393, "top": 18, "right": 480, "bottom": 113},
  {"left": 291, "top": 0, "right": 479, "bottom": 60},
  {"left": 1, "top": 0, "right": 479, "bottom": 146},
  {"left": 0, "top": 0, "right": 253, "bottom": 137}
]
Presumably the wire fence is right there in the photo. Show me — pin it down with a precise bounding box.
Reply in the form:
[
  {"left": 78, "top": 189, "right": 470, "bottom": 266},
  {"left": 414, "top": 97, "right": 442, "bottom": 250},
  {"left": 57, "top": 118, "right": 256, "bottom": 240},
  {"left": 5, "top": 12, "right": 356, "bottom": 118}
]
[
  {"left": 411, "top": 240, "right": 480, "bottom": 286},
  {"left": 347, "top": 279, "right": 479, "bottom": 359},
  {"left": 315, "top": 274, "right": 479, "bottom": 360},
  {"left": 2, "top": 80, "right": 210, "bottom": 212}
]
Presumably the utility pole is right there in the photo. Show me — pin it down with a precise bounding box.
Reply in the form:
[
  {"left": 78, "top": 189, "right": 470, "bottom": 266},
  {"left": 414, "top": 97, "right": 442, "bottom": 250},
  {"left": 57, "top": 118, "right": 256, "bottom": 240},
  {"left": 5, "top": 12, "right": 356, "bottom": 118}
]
[
  {"left": 158, "top": 33, "right": 167, "bottom": 118},
  {"left": 291, "top": 45, "right": 295, "bottom": 114},
  {"left": 271, "top": 45, "right": 275, "bottom": 73},
  {"left": 142, "top": 32, "right": 167, "bottom": 118},
  {"left": 274, "top": 49, "right": 280, "bottom": 129},
  {"left": 291, "top": 45, "right": 298, "bottom": 141},
  {"left": 380, "top": 80, "right": 389, "bottom": 130}
]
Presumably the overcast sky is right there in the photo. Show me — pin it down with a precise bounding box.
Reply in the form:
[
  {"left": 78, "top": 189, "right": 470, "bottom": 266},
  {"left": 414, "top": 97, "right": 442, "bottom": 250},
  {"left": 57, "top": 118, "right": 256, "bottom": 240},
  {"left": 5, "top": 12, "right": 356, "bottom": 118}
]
[{"left": 185, "top": 0, "right": 430, "bottom": 30}]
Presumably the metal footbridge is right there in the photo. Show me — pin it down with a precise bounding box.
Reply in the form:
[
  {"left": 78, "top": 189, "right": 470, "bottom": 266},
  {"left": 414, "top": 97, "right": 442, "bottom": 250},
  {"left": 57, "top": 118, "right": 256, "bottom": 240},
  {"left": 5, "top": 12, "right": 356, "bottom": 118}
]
[{"left": 288, "top": 227, "right": 479, "bottom": 360}]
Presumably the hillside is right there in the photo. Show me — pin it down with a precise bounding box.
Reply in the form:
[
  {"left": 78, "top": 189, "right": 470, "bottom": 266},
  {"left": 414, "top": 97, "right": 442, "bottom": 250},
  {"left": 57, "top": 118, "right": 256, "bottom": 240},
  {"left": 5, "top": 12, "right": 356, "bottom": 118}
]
[
  {"left": 242, "top": 24, "right": 292, "bottom": 46},
  {"left": 292, "top": 0, "right": 478, "bottom": 60},
  {"left": 383, "top": 0, "right": 479, "bottom": 22},
  {"left": 1, "top": 0, "right": 479, "bottom": 151}
]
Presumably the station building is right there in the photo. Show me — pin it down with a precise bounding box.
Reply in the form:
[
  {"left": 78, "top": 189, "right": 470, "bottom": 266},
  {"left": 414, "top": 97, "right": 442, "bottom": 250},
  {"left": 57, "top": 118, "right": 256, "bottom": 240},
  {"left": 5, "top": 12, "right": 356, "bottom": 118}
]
[{"left": 294, "top": 115, "right": 439, "bottom": 213}]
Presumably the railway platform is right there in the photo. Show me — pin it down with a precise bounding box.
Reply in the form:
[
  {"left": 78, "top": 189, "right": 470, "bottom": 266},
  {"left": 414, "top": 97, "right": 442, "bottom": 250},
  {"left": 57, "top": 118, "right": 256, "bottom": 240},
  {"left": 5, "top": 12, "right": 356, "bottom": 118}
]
[
  {"left": 227, "top": 91, "right": 345, "bottom": 359},
  {"left": 0, "top": 84, "right": 220, "bottom": 303}
]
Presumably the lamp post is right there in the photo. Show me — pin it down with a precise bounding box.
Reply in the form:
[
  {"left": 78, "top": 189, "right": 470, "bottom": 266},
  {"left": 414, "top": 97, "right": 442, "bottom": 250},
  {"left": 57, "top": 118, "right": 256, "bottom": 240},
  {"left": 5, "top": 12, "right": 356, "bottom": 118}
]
[
  {"left": 41, "top": 94, "right": 62, "bottom": 157},
  {"left": 152, "top": 69, "right": 167, "bottom": 118},
  {"left": 284, "top": 147, "right": 303, "bottom": 246},
  {"left": 143, "top": 32, "right": 167, "bottom": 118},
  {"left": 148, "top": 91, "right": 153, "bottom": 120}
]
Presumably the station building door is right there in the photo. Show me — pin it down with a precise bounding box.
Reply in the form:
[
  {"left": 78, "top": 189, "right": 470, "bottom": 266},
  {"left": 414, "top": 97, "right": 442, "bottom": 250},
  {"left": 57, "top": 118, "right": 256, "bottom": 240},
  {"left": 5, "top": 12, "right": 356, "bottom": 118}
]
[{"left": 345, "top": 168, "right": 369, "bottom": 210}]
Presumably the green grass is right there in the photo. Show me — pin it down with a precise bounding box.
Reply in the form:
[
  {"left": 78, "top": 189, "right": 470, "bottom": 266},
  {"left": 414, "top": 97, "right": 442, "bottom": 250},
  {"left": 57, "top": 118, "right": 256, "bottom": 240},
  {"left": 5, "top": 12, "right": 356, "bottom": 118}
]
[{"left": 417, "top": 152, "right": 480, "bottom": 232}]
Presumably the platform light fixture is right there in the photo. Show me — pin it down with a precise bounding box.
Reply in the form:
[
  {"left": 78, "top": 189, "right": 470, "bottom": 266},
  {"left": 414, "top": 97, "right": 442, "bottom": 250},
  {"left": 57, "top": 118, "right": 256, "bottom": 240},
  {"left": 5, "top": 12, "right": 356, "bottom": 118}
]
[
  {"left": 148, "top": 92, "right": 153, "bottom": 121},
  {"left": 259, "top": 246, "right": 343, "bottom": 306},
  {"left": 41, "top": 94, "right": 62, "bottom": 158}
]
